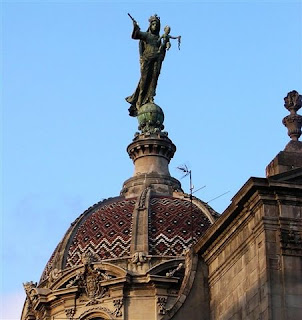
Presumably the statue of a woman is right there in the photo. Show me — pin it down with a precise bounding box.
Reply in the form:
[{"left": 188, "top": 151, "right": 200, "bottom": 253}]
[{"left": 126, "top": 14, "right": 166, "bottom": 117}]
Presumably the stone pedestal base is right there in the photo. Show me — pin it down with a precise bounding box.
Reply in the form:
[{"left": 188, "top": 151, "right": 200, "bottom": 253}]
[
  {"left": 266, "top": 148, "right": 302, "bottom": 177},
  {"left": 122, "top": 132, "right": 182, "bottom": 197}
]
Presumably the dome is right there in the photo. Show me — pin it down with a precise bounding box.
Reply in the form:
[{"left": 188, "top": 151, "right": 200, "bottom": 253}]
[
  {"left": 22, "top": 108, "right": 219, "bottom": 320},
  {"left": 39, "top": 193, "right": 216, "bottom": 284}
]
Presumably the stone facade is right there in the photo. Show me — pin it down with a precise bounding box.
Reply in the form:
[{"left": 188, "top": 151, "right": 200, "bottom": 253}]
[
  {"left": 189, "top": 89, "right": 302, "bottom": 320},
  {"left": 195, "top": 169, "right": 302, "bottom": 320}
]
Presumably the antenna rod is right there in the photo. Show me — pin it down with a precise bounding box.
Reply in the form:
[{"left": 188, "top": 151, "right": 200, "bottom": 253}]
[
  {"left": 192, "top": 185, "right": 206, "bottom": 194},
  {"left": 177, "top": 164, "right": 197, "bottom": 246},
  {"left": 189, "top": 169, "right": 194, "bottom": 245},
  {"left": 206, "top": 191, "right": 230, "bottom": 204}
]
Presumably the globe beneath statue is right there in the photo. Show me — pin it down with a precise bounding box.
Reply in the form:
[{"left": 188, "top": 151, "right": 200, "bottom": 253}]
[{"left": 137, "top": 102, "right": 165, "bottom": 133}]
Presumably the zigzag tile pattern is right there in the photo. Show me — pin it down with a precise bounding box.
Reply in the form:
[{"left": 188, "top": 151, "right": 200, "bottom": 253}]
[
  {"left": 65, "top": 198, "right": 135, "bottom": 268},
  {"left": 149, "top": 196, "right": 211, "bottom": 255},
  {"left": 39, "top": 243, "right": 59, "bottom": 283}
]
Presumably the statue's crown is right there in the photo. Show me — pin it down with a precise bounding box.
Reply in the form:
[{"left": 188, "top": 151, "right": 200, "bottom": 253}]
[{"left": 149, "top": 14, "right": 160, "bottom": 23}]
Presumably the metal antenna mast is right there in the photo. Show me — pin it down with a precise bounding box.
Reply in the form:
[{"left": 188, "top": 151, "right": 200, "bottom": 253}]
[{"left": 177, "top": 165, "right": 194, "bottom": 245}]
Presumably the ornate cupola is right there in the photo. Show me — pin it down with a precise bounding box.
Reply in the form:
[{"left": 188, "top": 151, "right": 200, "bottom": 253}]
[{"left": 21, "top": 14, "right": 218, "bottom": 320}]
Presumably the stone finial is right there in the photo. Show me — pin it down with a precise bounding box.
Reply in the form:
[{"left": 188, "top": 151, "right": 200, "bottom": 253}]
[
  {"left": 282, "top": 90, "right": 302, "bottom": 142},
  {"left": 266, "top": 90, "right": 302, "bottom": 177}
]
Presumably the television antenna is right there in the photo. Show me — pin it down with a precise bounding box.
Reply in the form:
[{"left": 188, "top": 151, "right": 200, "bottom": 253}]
[
  {"left": 177, "top": 164, "right": 193, "bottom": 199},
  {"left": 177, "top": 165, "right": 206, "bottom": 245}
]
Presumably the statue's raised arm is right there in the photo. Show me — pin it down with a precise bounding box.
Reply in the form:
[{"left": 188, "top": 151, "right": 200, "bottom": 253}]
[{"left": 125, "top": 14, "right": 180, "bottom": 117}]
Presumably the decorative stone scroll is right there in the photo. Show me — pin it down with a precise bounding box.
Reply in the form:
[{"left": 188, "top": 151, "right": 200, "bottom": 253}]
[{"left": 48, "top": 268, "right": 62, "bottom": 285}]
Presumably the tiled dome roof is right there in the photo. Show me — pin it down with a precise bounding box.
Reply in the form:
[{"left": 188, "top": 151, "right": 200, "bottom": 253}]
[
  {"left": 149, "top": 196, "right": 212, "bottom": 255},
  {"left": 40, "top": 194, "right": 215, "bottom": 283},
  {"left": 65, "top": 197, "right": 135, "bottom": 268}
]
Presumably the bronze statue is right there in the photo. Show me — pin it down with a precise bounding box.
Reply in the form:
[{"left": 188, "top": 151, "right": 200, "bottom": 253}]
[{"left": 126, "top": 14, "right": 180, "bottom": 117}]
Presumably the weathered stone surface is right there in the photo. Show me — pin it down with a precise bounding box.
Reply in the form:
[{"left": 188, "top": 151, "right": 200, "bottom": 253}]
[
  {"left": 195, "top": 172, "right": 302, "bottom": 320},
  {"left": 266, "top": 151, "right": 302, "bottom": 177}
]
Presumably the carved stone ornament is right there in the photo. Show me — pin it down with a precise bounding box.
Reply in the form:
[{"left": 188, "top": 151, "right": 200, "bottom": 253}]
[
  {"left": 48, "top": 268, "right": 62, "bottom": 284},
  {"left": 131, "top": 251, "right": 147, "bottom": 265},
  {"left": 84, "top": 265, "right": 110, "bottom": 305},
  {"left": 23, "top": 281, "right": 37, "bottom": 293},
  {"left": 138, "top": 186, "right": 151, "bottom": 210},
  {"left": 166, "top": 263, "right": 184, "bottom": 277},
  {"left": 23, "top": 281, "right": 37, "bottom": 313},
  {"left": 113, "top": 299, "right": 123, "bottom": 317},
  {"left": 81, "top": 251, "right": 97, "bottom": 265},
  {"left": 79, "top": 306, "right": 115, "bottom": 320},
  {"left": 283, "top": 90, "right": 302, "bottom": 142},
  {"left": 284, "top": 90, "right": 302, "bottom": 113},
  {"left": 66, "top": 271, "right": 83, "bottom": 288},
  {"left": 280, "top": 228, "right": 302, "bottom": 254},
  {"left": 65, "top": 307, "right": 75, "bottom": 320},
  {"left": 65, "top": 255, "right": 112, "bottom": 304},
  {"left": 23, "top": 282, "right": 49, "bottom": 320},
  {"left": 157, "top": 296, "right": 167, "bottom": 315}
]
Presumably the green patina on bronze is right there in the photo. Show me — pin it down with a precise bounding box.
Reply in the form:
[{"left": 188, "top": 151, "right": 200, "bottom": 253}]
[
  {"left": 126, "top": 13, "right": 181, "bottom": 133},
  {"left": 137, "top": 102, "right": 164, "bottom": 134}
]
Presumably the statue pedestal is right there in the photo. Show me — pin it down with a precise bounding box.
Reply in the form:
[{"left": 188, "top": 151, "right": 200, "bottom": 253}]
[{"left": 121, "top": 132, "right": 182, "bottom": 197}]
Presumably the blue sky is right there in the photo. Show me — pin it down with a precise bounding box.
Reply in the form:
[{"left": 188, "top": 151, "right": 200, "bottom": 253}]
[{"left": 1, "top": 0, "right": 302, "bottom": 318}]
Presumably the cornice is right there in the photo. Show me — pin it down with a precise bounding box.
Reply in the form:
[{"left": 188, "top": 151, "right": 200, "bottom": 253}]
[{"left": 194, "top": 176, "right": 302, "bottom": 255}]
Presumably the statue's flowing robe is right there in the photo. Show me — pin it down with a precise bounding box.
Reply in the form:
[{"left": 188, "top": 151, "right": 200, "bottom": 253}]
[{"left": 126, "top": 24, "right": 165, "bottom": 116}]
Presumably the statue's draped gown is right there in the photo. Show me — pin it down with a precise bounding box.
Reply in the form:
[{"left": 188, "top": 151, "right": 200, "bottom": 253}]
[{"left": 126, "top": 24, "right": 166, "bottom": 116}]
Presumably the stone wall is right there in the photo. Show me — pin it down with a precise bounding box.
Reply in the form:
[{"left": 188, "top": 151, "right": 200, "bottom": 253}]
[
  {"left": 170, "top": 257, "right": 210, "bottom": 320},
  {"left": 205, "top": 201, "right": 268, "bottom": 319},
  {"left": 195, "top": 175, "right": 302, "bottom": 320}
]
